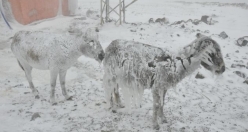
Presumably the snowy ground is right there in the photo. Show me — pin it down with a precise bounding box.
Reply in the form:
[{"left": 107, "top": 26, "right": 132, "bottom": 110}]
[{"left": 0, "top": 0, "right": 248, "bottom": 132}]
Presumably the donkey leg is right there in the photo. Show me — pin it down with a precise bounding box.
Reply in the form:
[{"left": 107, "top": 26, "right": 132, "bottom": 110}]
[
  {"left": 103, "top": 73, "right": 114, "bottom": 109},
  {"left": 152, "top": 89, "right": 160, "bottom": 130},
  {"left": 108, "top": 77, "right": 119, "bottom": 112},
  {"left": 50, "top": 69, "right": 59, "bottom": 105},
  {"left": 18, "top": 60, "right": 39, "bottom": 99},
  {"left": 136, "top": 87, "right": 144, "bottom": 108},
  {"left": 59, "top": 69, "right": 72, "bottom": 100},
  {"left": 113, "top": 85, "right": 124, "bottom": 108},
  {"left": 122, "top": 87, "right": 132, "bottom": 111},
  {"left": 158, "top": 90, "right": 167, "bottom": 123}
]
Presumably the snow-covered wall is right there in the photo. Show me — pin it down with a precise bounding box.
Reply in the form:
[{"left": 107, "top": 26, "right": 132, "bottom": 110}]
[{"left": 5, "top": 0, "right": 75, "bottom": 25}]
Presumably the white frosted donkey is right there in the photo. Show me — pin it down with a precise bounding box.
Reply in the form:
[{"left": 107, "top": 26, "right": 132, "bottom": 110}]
[
  {"left": 11, "top": 28, "right": 104, "bottom": 105},
  {"left": 103, "top": 33, "right": 225, "bottom": 130}
]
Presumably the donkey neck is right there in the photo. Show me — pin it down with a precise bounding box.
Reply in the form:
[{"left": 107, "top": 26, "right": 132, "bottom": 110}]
[
  {"left": 153, "top": 55, "right": 201, "bottom": 89},
  {"left": 169, "top": 44, "right": 202, "bottom": 84},
  {"left": 75, "top": 36, "right": 87, "bottom": 54},
  {"left": 60, "top": 35, "right": 85, "bottom": 60},
  {"left": 173, "top": 56, "right": 201, "bottom": 83}
]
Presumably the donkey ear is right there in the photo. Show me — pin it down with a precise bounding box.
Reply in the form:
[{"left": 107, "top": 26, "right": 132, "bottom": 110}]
[
  {"left": 196, "top": 33, "right": 202, "bottom": 38},
  {"left": 196, "top": 33, "right": 207, "bottom": 39},
  {"left": 85, "top": 28, "right": 99, "bottom": 40}
]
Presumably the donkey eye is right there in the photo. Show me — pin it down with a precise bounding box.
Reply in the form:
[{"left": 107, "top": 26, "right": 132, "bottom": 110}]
[{"left": 89, "top": 40, "right": 94, "bottom": 47}]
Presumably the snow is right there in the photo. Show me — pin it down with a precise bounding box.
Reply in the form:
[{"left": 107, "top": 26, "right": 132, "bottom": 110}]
[
  {"left": 68, "top": 0, "right": 78, "bottom": 15},
  {"left": 0, "top": 0, "right": 248, "bottom": 131}
]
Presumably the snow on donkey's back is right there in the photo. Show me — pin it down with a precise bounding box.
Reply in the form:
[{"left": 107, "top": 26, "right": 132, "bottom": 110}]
[{"left": 11, "top": 28, "right": 104, "bottom": 105}]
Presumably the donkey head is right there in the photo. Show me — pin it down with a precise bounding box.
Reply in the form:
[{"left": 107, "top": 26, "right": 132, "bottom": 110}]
[
  {"left": 191, "top": 34, "right": 225, "bottom": 74},
  {"left": 80, "top": 27, "right": 105, "bottom": 63}
]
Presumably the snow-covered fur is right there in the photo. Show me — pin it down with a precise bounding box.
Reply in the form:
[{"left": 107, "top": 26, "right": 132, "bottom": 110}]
[
  {"left": 103, "top": 34, "right": 225, "bottom": 130},
  {"left": 11, "top": 28, "right": 104, "bottom": 105}
]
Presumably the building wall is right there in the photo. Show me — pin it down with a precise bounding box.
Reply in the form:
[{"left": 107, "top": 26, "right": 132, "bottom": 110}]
[
  {"left": 7, "top": 0, "right": 69, "bottom": 25},
  {"left": 62, "top": 0, "right": 69, "bottom": 16}
]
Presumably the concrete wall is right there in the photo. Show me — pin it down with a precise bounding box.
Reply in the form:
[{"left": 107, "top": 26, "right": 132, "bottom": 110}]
[{"left": 7, "top": 0, "right": 69, "bottom": 25}]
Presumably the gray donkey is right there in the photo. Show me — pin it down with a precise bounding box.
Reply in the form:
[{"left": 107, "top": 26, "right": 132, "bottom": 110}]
[
  {"left": 11, "top": 28, "right": 104, "bottom": 105},
  {"left": 103, "top": 33, "right": 225, "bottom": 129}
]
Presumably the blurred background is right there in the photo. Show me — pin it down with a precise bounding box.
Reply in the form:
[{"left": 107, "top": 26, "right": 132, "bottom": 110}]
[{"left": 0, "top": 0, "right": 78, "bottom": 25}]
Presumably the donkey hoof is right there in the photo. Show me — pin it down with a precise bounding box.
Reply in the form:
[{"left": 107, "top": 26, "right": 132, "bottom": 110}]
[
  {"left": 52, "top": 102, "right": 58, "bottom": 106},
  {"left": 66, "top": 96, "right": 73, "bottom": 101},
  {"left": 112, "top": 109, "right": 117, "bottom": 113},
  {"left": 118, "top": 104, "right": 125, "bottom": 108},
  {"left": 35, "top": 95, "right": 40, "bottom": 99},
  {"left": 153, "top": 124, "right": 160, "bottom": 130},
  {"left": 161, "top": 118, "right": 168, "bottom": 124}
]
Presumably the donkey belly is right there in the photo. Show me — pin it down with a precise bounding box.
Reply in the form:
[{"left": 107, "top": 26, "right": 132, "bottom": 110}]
[
  {"left": 115, "top": 64, "right": 152, "bottom": 90},
  {"left": 12, "top": 46, "right": 50, "bottom": 70},
  {"left": 27, "top": 60, "right": 49, "bottom": 70}
]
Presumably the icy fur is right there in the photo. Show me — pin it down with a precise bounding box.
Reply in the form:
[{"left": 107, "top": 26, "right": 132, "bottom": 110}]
[
  {"left": 103, "top": 34, "right": 225, "bottom": 129},
  {"left": 11, "top": 28, "right": 104, "bottom": 105}
]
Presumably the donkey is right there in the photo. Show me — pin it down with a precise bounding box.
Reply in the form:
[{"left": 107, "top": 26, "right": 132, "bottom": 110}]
[
  {"left": 11, "top": 28, "right": 104, "bottom": 105},
  {"left": 103, "top": 33, "right": 225, "bottom": 129}
]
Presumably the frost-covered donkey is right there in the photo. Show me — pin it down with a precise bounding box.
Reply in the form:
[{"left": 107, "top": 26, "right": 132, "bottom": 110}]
[
  {"left": 11, "top": 28, "right": 104, "bottom": 105},
  {"left": 103, "top": 33, "right": 225, "bottom": 129}
]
